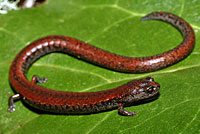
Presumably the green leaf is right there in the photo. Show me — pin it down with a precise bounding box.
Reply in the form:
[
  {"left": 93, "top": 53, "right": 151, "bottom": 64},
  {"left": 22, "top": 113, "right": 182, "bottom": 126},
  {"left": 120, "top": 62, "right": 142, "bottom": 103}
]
[{"left": 1, "top": 0, "right": 200, "bottom": 134}]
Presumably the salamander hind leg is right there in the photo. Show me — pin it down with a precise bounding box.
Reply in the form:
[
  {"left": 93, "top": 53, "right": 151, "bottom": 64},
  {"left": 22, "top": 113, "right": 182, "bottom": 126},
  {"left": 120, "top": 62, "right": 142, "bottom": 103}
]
[
  {"left": 118, "top": 103, "right": 136, "bottom": 116},
  {"left": 31, "top": 75, "right": 48, "bottom": 84},
  {"left": 8, "top": 94, "right": 21, "bottom": 112}
]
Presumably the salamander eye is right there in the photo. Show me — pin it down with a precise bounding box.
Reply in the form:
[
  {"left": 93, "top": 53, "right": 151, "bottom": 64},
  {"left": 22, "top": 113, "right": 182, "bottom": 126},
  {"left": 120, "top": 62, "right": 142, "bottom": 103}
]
[{"left": 146, "top": 85, "right": 159, "bottom": 93}]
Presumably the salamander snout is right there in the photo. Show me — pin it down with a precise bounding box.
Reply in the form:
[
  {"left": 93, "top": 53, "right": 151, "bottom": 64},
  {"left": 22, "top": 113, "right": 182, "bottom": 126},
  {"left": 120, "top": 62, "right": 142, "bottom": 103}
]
[
  {"left": 142, "top": 77, "right": 160, "bottom": 95},
  {"left": 129, "top": 77, "right": 160, "bottom": 100}
]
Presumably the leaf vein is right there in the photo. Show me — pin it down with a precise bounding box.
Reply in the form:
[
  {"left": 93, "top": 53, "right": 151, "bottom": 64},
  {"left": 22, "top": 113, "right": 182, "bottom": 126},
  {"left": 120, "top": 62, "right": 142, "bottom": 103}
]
[
  {"left": 179, "top": 0, "right": 185, "bottom": 16},
  {"left": 179, "top": 106, "right": 200, "bottom": 134},
  {"left": 34, "top": 63, "right": 112, "bottom": 82},
  {"left": 85, "top": 112, "right": 113, "bottom": 134},
  {"left": 119, "top": 98, "right": 200, "bottom": 133}
]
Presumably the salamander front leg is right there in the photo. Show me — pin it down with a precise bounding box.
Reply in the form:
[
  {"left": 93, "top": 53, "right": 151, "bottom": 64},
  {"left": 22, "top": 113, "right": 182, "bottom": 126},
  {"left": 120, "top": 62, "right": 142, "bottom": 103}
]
[
  {"left": 118, "top": 103, "right": 136, "bottom": 116},
  {"left": 31, "top": 75, "right": 48, "bottom": 84},
  {"left": 8, "top": 94, "right": 21, "bottom": 112}
]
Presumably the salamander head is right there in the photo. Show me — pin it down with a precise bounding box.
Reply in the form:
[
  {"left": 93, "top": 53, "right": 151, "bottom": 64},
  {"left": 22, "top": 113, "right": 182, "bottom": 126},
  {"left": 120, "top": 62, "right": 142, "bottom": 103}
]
[{"left": 123, "top": 77, "right": 160, "bottom": 103}]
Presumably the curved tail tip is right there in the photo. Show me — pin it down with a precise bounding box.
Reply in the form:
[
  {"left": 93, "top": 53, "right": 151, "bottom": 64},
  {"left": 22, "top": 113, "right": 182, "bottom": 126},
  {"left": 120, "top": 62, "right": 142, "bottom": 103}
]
[{"left": 141, "top": 16, "right": 150, "bottom": 21}]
